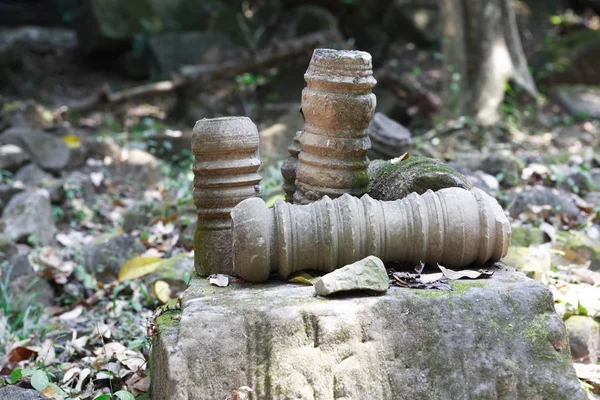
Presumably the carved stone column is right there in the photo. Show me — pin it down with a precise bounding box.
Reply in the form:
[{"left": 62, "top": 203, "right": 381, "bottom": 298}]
[
  {"left": 280, "top": 131, "right": 302, "bottom": 203},
  {"left": 192, "top": 117, "right": 261, "bottom": 276},
  {"left": 294, "top": 48, "right": 376, "bottom": 204},
  {"left": 232, "top": 187, "right": 510, "bottom": 282}
]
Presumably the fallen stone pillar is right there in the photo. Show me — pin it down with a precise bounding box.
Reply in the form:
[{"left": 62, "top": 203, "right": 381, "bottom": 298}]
[
  {"left": 294, "top": 48, "right": 376, "bottom": 204},
  {"left": 151, "top": 270, "right": 586, "bottom": 400},
  {"left": 192, "top": 117, "right": 261, "bottom": 276},
  {"left": 232, "top": 187, "right": 511, "bottom": 283}
]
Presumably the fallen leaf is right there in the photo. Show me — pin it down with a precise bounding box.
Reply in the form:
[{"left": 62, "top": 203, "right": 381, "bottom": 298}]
[
  {"left": 438, "top": 266, "right": 494, "bottom": 280},
  {"left": 58, "top": 305, "right": 83, "bottom": 321},
  {"left": 90, "top": 172, "right": 104, "bottom": 187},
  {"left": 62, "top": 135, "right": 81, "bottom": 148},
  {"left": 30, "top": 370, "right": 49, "bottom": 391},
  {"left": 93, "top": 322, "right": 111, "bottom": 339},
  {"left": 118, "top": 256, "right": 163, "bottom": 281},
  {"left": 154, "top": 280, "right": 171, "bottom": 303},
  {"left": 287, "top": 272, "right": 314, "bottom": 285},
  {"left": 209, "top": 274, "right": 229, "bottom": 287},
  {"left": 7, "top": 346, "right": 36, "bottom": 363},
  {"left": 36, "top": 339, "right": 56, "bottom": 366},
  {"left": 75, "top": 368, "right": 91, "bottom": 392}
]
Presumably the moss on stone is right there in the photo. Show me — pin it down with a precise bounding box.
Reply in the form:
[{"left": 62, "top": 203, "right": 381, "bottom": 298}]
[
  {"left": 511, "top": 225, "right": 546, "bottom": 247},
  {"left": 368, "top": 156, "right": 472, "bottom": 201}
]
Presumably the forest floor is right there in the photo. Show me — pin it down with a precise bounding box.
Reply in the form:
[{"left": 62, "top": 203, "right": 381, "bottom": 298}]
[{"left": 0, "top": 20, "right": 599, "bottom": 400}]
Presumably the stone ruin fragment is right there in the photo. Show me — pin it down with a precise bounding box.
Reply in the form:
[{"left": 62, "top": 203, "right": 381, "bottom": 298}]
[
  {"left": 191, "top": 117, "right": 261, "bottom": 276},
  {"left": 293, "top": 48, "right": 376, "bottom": 204},
  {"left": 232, "top": 187, "right": 511, "bottom": 283}
]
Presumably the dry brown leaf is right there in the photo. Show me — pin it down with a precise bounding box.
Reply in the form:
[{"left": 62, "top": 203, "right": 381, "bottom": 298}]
[
  {"left": 438, "top": 265, "right": 494, "bottom": 280},
  {"left": 7, "top": 346, "right": 36, "bottom": 363}
]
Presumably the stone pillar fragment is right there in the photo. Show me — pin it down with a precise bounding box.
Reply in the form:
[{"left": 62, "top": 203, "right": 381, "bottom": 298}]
[
  {"left": 232, "top": 187, "right": 511, "bottom": 282},
  {"left": 192, "top": 117, "right": 261, "bottom": 276},
  {"left": 280, "top": 131, "right": 302, "bottom": 203},
  {"left": 294, "top": 48, "right": 376, "bottom": 204}
]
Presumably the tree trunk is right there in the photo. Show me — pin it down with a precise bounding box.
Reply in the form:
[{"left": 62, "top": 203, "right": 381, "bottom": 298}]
[{"left": 440, "top": 0, "right": 538, "bottom": 125}]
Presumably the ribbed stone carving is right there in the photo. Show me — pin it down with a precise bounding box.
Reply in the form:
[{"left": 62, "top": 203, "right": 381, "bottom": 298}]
[
  {"left": 232, "top": 187, "right": 511, "bottom": 282},
  {"left": 280, "top": 131, "right": 302, "bottom": 203},
  {"left": 294, "top": 48, "right": 376, "bottom": 204},
  {"left": 192, "top": 117, "right": 261, "bottom": 276}
]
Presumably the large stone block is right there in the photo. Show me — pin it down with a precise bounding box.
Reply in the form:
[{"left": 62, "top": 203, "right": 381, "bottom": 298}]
[{"left": 151, "top": 266, "right": 585, "bottom": 400}]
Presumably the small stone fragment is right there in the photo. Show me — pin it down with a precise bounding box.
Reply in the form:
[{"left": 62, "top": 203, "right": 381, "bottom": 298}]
[
  {"left": 0, "top": 144, "right": 30, "bottom": 171},
  {"left": 564, "top": 315, "right": 599, "bottom": 363},
  {"left": 14, "top": 164, "right": 53, "bottom": 186},
  {"left": 0, "top": 127, "right": 70, "bottom": 172},
  {"left": 1, "top": 190, "right": 55, "bottom": 245},
  {"left": 557, "top": 230, "right": 600, "bottom": 271},
  {"left": 368, "top": 156, "right": 471, "bottom": 201},
  {"left": 367, "top": 112, "right": 411, "bottom": 160},
  {"left": 0, "top": 385, "right": 48, "bottom": 400},
  {"left": 313, "top": 256, "right": 388, "bottom": 296}
]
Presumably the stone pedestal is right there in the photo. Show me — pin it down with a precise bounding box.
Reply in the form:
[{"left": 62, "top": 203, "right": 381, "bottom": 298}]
[
  {"left": 151, "top": 266, "right": 585, "bottom": 400},
  {"left": 191, "top": 117, "right": 261, "bottom": 276}
]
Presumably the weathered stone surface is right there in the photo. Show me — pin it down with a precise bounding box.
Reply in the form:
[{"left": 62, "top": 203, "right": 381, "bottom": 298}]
[
  {"left": 280, "top": 131, "right": 302, "bottom": 203},
  {"left": 192, "top": 117, "right": 261, "bottom": 276},
  {"left": 557, "top": 230, "right": 600, "bottom": 271},
  {"left": 148, "top": 31, "right": 234, "bottom": 76},
  {"left": 367, "top": 112, "right": 411, "bottom": 160},
  {"left": 314, "top": 256, "right": 388, "bottom": 296},
  {"left": 502, "top": 245, "right": 552, "bottom": 281},
  {"left": 565, "top": 315, "right": 599, "bottom": 364},
  {"left": 0, "top": 127, "right": 70, "bottom": 172},
  {"left": 151, "top": 268, "right": 586, "bottom": 400},
  {"left": 511, "top": 224, "right": 547, "bottom": 247},
  {"left": 368, "top": 156, "right": 471, "bottom": 201},
  {"left": 508, "top": 186, "right": 581, "bottom": 219},
  {"left": 83, "top": 231, "right": 146, "bottom": 283},
  {"left": 0, "top": 254, "right": 54, "bottom": 309},
  {"left": 0, "top": 385, "right": 47, "bottom": 400},
  {"left": 1, "top": 190, "right": 55, "bottom": 246},
  {"left": 111, "top": 148, "right": 161, "bottom": 188},
  {"left": 451, "top": 150, "right": 523, "bottom": 187},
  {"left": 294, "top": 49, "right": 376, "bottom": 204},
  {"left": 232, "top": 188, "right": 509, "bottom": 283},
  {"left": 553, "top": 85, "right": 600, "bottom": 119},
  {"left": 466, "top": 170, "right": 500, "bottom": 197},
  {"left": 0, "top": 144, "right": 30, "bottom": 171},
  {"left": 179, "top": 217, "right": 196, "bottom": 251},
  {"left": 0, "top": 235, "right": 18, "bottom": 262},
  {"left": 14, "top": 164, "right": 53, "bottom": 186}
]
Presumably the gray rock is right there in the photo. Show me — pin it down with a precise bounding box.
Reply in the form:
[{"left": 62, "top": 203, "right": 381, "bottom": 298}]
[
  {"left": 466, "top": 170, "right": 500, "bottom": 197},
  {"left": 152, "top": 268, "right": 585, "bottom": 400},
  {"left": 1, "top": 190, "right": 55, "bottom": 246},
  {"left": 14, "top": 164, "right": 53, "bottom": 186},
  {"left": 508, "top": 186, "right": 581, "bottom": 219},
  {"left": 0, "top": 144, "right": 30, "bottom": 171},
  {"left": 558, "top": 168, "right": 597, "bottom": 195},
  {"left": 148, "top": 31, "right": 234, "bottom": 76},
  {"left": 367, "top": 112, "right": 411, "bottom": 160},
  {"left": 0, "top": 127, "right": 70, "bottom": 172},
  {"left": 314, "top": 256, "right": 388, "bottom": 296},
  {"left": 0, "top": 385, "right": 47, "bottom": 400},
  {"left": 122, "top": 202, "right": 158, "bottom": 233},
  {"left": 368, "top": 156, "right": 472, "bottom": 201},
  {"left": 564, "top": 315, "right": 599, "bottom": 363},
  {"left": 0, "top": 183, "right": 24, "bottom": 210},
  {"left": 451, "top": 151, "right": 522, "bottom": 187},
  {"left": 510, "top": 224, "right": 547, "bottom": 247},
  {"left": 0, "top": 254, "right": 54, "bottom": 309},
  {"left": 83, "top": 231, "right": 146, "bottom": 282},
  {"left": 62, "top": 171, "right": 97, "bottom": 205},
  {"left": 0, "top": 235, "right": 18, "bottom": 262},
  {"left": 553, "top": 85, "right": 600, "bottom": 119},
  {"left": 111, "top": 148, "right": 161, "bottom": 188}
]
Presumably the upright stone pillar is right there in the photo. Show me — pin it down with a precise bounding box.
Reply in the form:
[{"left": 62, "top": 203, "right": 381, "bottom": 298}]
[
  {"left": 280, "top": 131, "right": 302, "bottom": 203},
  {"left": 294, "top": 48, "right": 376, "bottom": 204},
  {"left": 192, "top": 117, "right": 261, "bottom": 276}
]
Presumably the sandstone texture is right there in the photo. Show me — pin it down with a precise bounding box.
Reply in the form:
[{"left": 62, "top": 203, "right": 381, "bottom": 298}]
[
  {"left": 192, "top": 117, "right": 262, "bottom": 276},
  {"left": 151, "top": 267, "right": 585, "bottom": 400},
  {"left": 294, "top": 48, "right": 376, "bottom": 204},
  {"left": 313, "top": 256, "right": 388, "bottom": 296}
]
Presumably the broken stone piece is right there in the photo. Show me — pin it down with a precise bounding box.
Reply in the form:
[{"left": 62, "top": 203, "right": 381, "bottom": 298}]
[
  {"left": 294, "top": 48, "right": 376, "bottom": 204},
  {"left": 368, "top": 156, "right": 472, "bottom": 201},
  {"left": 280, "top": 131, "right": 302, "bottom": 203},
  {"left": 313, "top": 256, "right": 388, "bottom": 296},
  {"left": 192, "top": 117, "right": 261, "bottom": 276},
  {"left": 367, "top": 112, "right": 411, "bottom": 160},
  {"left": 232, "top": 187, "right": 510, "bottom": 283}
]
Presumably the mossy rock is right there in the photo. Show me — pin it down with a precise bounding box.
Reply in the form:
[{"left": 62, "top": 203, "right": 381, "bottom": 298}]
[
  {"left": 368, "top": 156, "right": 472, "bottom": 201},
  {"left": 511, "top": 225, "right": 546, "bottom": 247},
  {"left": 557, "top": 230, "right": 600, "bottom": 271}
]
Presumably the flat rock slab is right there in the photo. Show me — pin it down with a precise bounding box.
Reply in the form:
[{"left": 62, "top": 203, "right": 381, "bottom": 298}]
[{"left": 151, "top": 266, "right": 585, "bottom": 400}]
